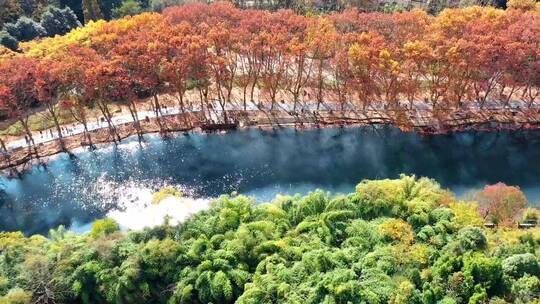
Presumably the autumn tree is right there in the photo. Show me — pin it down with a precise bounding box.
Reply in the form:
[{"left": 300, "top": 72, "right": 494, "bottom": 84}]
[
  {"left": 162, "top": 24, "right": 209, "bottom": 126},
  {"left": 207, "top": 23, "right": 240, "bottom": 121},
  {"left": 234, "top": 10, "right": 266, "bottom": 111},
  {"left": 0, "top": 85, "right": 12, "bottom": 152},
  {"left": 474, "top": 183, "right": 528, "bottom": 226},
  {"left": 108, "top": 13, "right": 170, "bottom": 134},
  {"left": 348, "top": 31, "right": 386, "bottom": 110},
  {"left": 286, "top": 36, "right": 313, "bottom": 112},
  {"left": 56, "top": 46, "right": 100, "bottom": 147},
  {"left": 328, "top": 35, "right": 352, "bottom": 113},
  {"left": 0, "top": 45, "right": 16, "bottom": 60},
  {"left": 306, "top": 17, "right": 339, "bottom": 110},
  {"left": 84, "top": 58, "right": 130, "bottom": 143},
  {"left": 34, "top": 59, "right": 70, "bottom": 151},
  {"left": 503, "top": 11, "right": 540, "bottom": 109},
  {"left": 401, "top": 40, "right": 431, "bottom": 109},
  {"left": 0, "top": 57, "right": 39, "bottom": 155}
]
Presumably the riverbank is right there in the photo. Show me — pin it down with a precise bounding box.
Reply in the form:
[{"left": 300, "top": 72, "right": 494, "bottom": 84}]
[{"left": 2, "top": 105, "right": 540, "bottom": 173}]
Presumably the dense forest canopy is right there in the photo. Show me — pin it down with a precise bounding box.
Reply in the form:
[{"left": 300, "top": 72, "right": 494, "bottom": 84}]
[
  {"left": 0, "top": 1, "right": 538, "bottom": 155},
  {"left": 0, "top": 0, "right": 519, "bottom": 29},
  {"left": 0, "top": 176, "right": 538, "bottom": 303},
  {"left": 0, "top": 0, "right": 536, "bottom": 50}
]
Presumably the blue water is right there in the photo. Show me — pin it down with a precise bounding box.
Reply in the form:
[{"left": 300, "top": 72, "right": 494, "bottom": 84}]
[{"left": 2, "top": 126, "right": 540, "bottom": 235}]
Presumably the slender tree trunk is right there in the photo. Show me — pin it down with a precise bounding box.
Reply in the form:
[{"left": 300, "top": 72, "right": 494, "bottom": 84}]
[
  {"left": 219, "top": 101, "right": 228, "bottom": 123},
  {"left": 250, "top": 76, "right": 258, "bottom": 104},
  {"left": 97, "top": 101, "right": 120, "bottom": 143},
  {"left": 128, "top": 100, "right": 143, "bottom": 141},
  {"left": 199, "top": 85, "right": 210, "bottom": 122},
  {"left": 103, "top": 103, "right": 120, "bottom": 141},
  {"left": 47, "top": 103, "right": 66, "bottom": 151},
  {"left": 0, "top": 137, "right": 7, "bottom": 153},
  {"left": 243, "top": 85, "right": 248, "bottom": 111},
  {"left": 198, "top": 88, "right": 207, "bottom": 122},
  {"left": 0, "top": 136, "right": 8, "bottom": 167},
  {"left": 317, "top": 59, "right": 323, "bottom": 111},
  {"left": 69, "top": 107, "right": 94, "bottom": 148},
  {"left": 82, "top": 121, "right": 93, "bottom": 147},
  {"left": 20, "top": 118, "right": 38, "bottom": 156},
  {"left": 525, "top": 86, "right": 538, "bottom": 109},
  {"left": 153, "top": 94, "right": 165, "bottom": 134},
  {"left": 177, "top": 91, "right": 190, "bottom": 127},
  {"left": 216, "top": 81, "right": 229, "bottom": 123}
]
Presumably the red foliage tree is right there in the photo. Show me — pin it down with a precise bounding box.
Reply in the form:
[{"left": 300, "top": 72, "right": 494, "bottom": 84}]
[
  {"left": 0, "top": 57, "right": 39, "bottom": 155},
  {"left": 474, "top": 182, "right": 528, "bottom": 226},
  {"left": 85, "top": 58, "right": 132, "bottom": 143},
  {"left": 34, "top": 59, "right": 69, "bottom": 150}
]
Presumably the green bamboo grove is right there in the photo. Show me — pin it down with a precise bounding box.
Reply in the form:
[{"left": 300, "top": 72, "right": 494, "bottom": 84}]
[{"left": 0, "top": 176, "right": 539, "bottom": 303}]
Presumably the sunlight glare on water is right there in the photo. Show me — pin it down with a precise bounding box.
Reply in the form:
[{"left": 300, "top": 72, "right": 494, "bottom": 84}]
[{"left": 2, "top": 126, "right": 540, "bottom": 235}]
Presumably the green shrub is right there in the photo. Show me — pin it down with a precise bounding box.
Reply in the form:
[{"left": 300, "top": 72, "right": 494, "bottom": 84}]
[
  {"left": 0, "top": 288, "right": 31, "bottom": 304},
  {"left": 511, "top": 274, "right": 540, "bottom": 304},
  {"left": 90, "top": 218, "right": 120, "bottom": 238},
  {"left": 456, "top": 227, "right": 487, "bottom": 252},
  {"left": 502, "top": 253, "right": 539, "bottom": 279}
]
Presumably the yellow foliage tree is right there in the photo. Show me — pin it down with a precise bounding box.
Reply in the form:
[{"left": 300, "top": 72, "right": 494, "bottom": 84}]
[
  {"left": 20, "top": 20, "right": 106, "bottom": 59},
  {"left": 448, "top": 200, "right": 484, "bottom": 227},
  {"left": 378, "top": 218, "right": 414, "bottom": 245},
  {"left": 0, "top": 46, "right": 15, "bottom": 62}
]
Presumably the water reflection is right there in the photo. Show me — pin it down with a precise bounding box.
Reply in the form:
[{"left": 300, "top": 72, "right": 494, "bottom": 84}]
[{"left": 1, "top": 126, "right": 540, "bottom": 235}]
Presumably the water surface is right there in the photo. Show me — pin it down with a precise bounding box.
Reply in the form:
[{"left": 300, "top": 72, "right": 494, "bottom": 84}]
[{"left": 2, "top": 126, "right": 540, "bottom": 235}]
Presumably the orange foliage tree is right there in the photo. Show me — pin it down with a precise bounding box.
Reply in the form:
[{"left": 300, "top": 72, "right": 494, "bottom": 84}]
[
  {"left": 474, "top": 182, "right": 528, "bottom": 226},
  {"left": 0, "top": 2, "right": 538, "bottom": 146}
]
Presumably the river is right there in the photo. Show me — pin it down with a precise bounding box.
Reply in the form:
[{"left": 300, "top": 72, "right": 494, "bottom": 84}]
[{"left": 1, "top": 126, "right": 540, "bottom": 235}]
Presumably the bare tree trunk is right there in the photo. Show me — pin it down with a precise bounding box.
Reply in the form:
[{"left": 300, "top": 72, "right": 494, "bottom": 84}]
[
  {"left": 128, "top": 100, "right": 143, "bottom": 141},
  {"left": 153, "top": 94, "right": 166, "bottom": 134},
  {"left": 0, "top": 137, "right": 6, "bottom": 153},
  {"left": 69, "top": 107, "right": 94, "bottom": 148},
  {"left": 250, "top": 76, "right": 258, "bottom": 104},
  {"left": 317, "top": 59, "right": 324, "bottom": 111},
  {"left": 97, "top": 101, "right": 120, "bottom": 143},
  {"left": 219, "top": 100, "right": 228, "bottom": 123},
  {"left": 82, "top": 122, "right": 93, "bottom": 147},
  {"left": 243, "top": 85, "right": 248, "bottom": 111},
  {"left": 198, "top": 89, "right": 207, "bottom": 122},
  {"left": 20, "top": 117, "right": 38, "bottom": 156},
  {"left": 177, "top": 91, "right": 190, "bottom": 127},
  {"left": 47, "top": 103, "right": 66, "bottom": 151}
]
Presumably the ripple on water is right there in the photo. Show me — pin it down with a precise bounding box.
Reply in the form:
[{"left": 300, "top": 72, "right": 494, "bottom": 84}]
[{"left": 2, "top": 127, "right": 540, "bottom": 235}]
